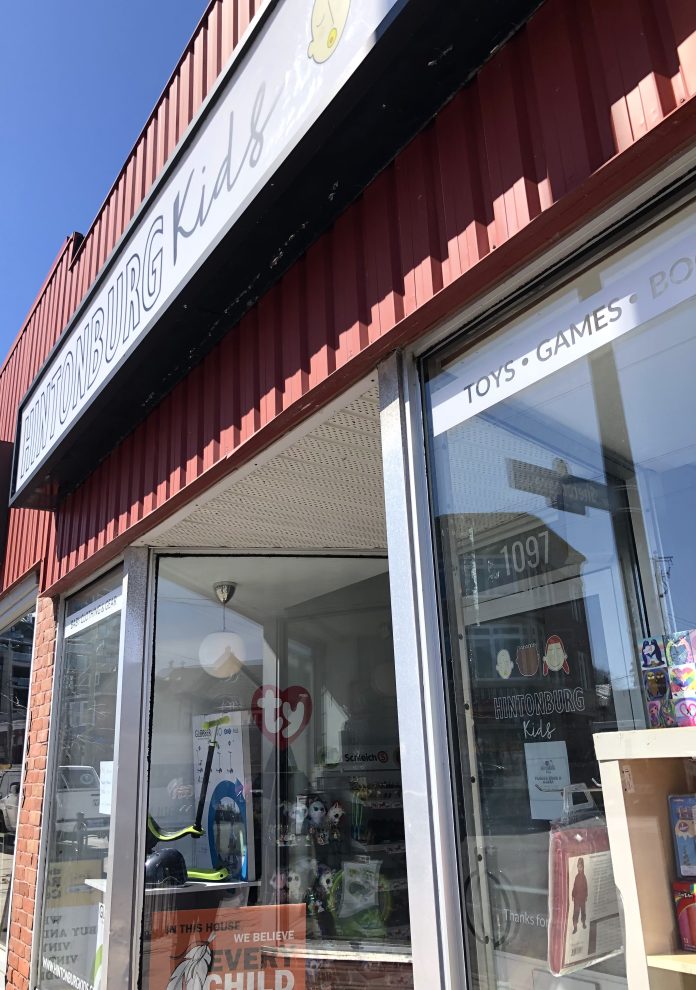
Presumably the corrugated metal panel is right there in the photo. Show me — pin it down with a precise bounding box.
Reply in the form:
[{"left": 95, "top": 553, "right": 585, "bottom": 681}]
[
  {"left": 0, "top": 0, "right": 262, "bottom": 595},
  {"left": 43, "top": 0, "right": 696, "bottom": 590},
  {"left": 0, "top": 237, "right": 78, "bottom": 592}
]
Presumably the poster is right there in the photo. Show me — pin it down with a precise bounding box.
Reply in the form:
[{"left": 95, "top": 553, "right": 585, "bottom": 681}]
[
  {"left": 99, "top": 761, "right": 113, "bottom": 815},
  {"left": 145, "top": 904, "right": 306, "bottom": 990},
  {"left": 524, "top": 741, "right": 570, "bottom": 821},
  {"left": 40, "top": 859, "right": 103, "bottom": 990},
  {"left": 191, "top": 711, "right": 255, "bottom": 880}
]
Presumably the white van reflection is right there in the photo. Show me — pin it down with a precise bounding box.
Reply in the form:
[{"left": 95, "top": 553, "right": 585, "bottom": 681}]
[
  {"left": 55, "top": 766, "right": 109, "bottom": 843},
  {"left": 0, "top": 770, "right": 21, "bottom": 833}
]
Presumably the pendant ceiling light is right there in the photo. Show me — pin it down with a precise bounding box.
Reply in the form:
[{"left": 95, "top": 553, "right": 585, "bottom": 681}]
[{"left": 198, "top": 582, "right": 246, "bottom": 679}]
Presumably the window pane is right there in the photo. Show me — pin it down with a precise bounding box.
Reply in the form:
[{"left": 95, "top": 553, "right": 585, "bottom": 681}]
[
  {"left": 423, "top": 205, "right": 696, "bottom": 987},
  {"left": 36, "top": 569, "right": 122, "bottom": 990},
  {"left": 0, "top": 610, "right": 35, "bottom": 960},
  {"left": 140, "top": 556, "right": 412, "bottom": 990}
]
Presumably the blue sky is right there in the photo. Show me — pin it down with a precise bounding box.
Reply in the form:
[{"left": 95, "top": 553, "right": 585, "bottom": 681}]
[{"left": 0, "top": 0, "right": 209, "bottom": 360}]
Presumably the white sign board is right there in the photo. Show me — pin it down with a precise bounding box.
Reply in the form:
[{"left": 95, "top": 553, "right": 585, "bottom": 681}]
[
  {"left": 431, "top": 212, "right": 696, "bottom": 437},
  {"left": 64, "top": 589, "right": 122, "bottom": 639},
  {"left": 14, "top": 0, "right": 405, "bottom": 498},
  {"left": 524, "top": 740, "right": 570, "bottom": 821},
  {"left": 99, "top": 761, "right": 113, "bottom": 816}
]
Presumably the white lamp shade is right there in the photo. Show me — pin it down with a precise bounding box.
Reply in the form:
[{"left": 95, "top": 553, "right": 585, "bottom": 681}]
[{"left": 198, "top": 631, "right": 246, "bottom": 678}]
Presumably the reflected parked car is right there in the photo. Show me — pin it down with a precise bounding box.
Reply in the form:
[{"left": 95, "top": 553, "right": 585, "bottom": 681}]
[
  {"left": 0, "top": 770, "right": 20, "bottom": 833},
  {"left": 55, "top": 765, "right": 109, "bottom": 839}
]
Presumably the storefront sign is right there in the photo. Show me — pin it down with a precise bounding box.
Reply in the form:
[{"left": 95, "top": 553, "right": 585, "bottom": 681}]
[
  {"left": 64, "top": 588, "right": 122, "bottom": 639},
  {"left": 12, "top": 0, "right": 406, "bottom": 501},
  {"left": 145, "top": 904, "right": 305, "bottom": 990},
  {"left": 341, "top": 746, "right": 400, "bottom": 769},
  {"left": 493, "top": 688, "right": 586, "bottom": 720},
  {"left": 460, "top": 523, "right": 578, "bottom": 601},
  {"left": 431, "top": 221, "right": 696, "bottom": 436},
  {"left": 507, "top": 460, "right": 610, "bottom": 516}
]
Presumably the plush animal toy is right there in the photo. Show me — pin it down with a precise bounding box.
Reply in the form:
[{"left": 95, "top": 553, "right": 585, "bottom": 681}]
[{"left": 327, "top": 801, "right": 345, "bottom": 841}]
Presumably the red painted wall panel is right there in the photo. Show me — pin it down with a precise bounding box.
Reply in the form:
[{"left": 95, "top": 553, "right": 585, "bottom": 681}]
[
  {"left": 0, "top": 0, "right": 262, "bottom": 596},
  {"left": 0, "top": 0, "right": 694, "bottom": 595},
  {"left": 42, "top": 0, "right": 696, "bottom": 590}
]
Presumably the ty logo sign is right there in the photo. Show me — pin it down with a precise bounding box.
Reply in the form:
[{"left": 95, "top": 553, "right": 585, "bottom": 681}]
[{"left": 252, "top": 685, "right": 313, "bottom": 749}]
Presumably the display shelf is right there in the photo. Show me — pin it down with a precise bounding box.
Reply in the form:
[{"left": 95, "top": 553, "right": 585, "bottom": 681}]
[
  {"left": 261, "top": 940, "right": 411, "bottom": 963},
  {"left": 145, "top": 879, "right": 262, "bottom": 896},
  {"left": 594, "top": 726, "right": 696, "bottom": 762},
  {"left": 648, "top": 953, "right": 696, "bottom": 976},
  {"left": 594, "top": 726, "right": 696, "bottom": 990},
  {"left": 84, "top": 878, "right": 107, "bottom": 892}
]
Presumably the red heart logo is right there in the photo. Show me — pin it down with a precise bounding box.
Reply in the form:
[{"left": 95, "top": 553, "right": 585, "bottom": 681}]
[{"left": 251, "top": 685, "right": 313, "bottom": 749}]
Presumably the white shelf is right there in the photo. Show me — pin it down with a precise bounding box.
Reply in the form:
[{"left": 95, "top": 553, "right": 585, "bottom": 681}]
[
  {"left": 261, "top": 941, "right": 411, "bottom": 963},
  {"left": 594, "top": 728, "right": 696, "bottom": 989},
  {"left": 647, "top": 952, "right": 696, "bottom": 975},
  {"left": 84, "top": 878, "right": 107, "bottom": 892},
  {"left": 145, "top": 879, "right": 261, "bottom": 896},
  {"left": 594, "top": 726, "right": 696, "bottom": 763}
]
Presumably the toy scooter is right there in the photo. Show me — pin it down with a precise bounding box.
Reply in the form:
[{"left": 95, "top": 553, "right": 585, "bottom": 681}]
[{"left": 145, "top": 715, "right": 234, "bottom": 884}]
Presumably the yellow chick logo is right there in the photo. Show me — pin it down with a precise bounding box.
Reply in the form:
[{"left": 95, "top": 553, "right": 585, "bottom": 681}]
[{"left": 308, "top": 0, "right": 351, "bottom": 63}]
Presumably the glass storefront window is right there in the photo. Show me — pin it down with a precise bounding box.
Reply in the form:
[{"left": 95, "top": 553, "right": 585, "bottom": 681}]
[
  {"left": 0, "top": 609, "right": 34, "bottom": 966},
  {"left": 36, "top": 569, "right": 122, "bottom": 990},
  {"left": 423, "top": 203, "right": 696, "bottom": 987},
  {"left": 140, "top": 556, "right": 412, "bottom": 990}
]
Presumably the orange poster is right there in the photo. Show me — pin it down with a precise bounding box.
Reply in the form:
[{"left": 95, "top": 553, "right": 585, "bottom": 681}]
[{"left": 145, "top": 903, "right": 306, "bottom": 990}]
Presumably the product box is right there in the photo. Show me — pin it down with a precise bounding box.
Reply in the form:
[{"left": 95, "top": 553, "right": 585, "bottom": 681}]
[
  {"left": 668, "top": 665, "right": 696, "bottom": 700},
  {"left": 669, "top": 795, "right": 696, "bottom": 879},
  {"left": 666, "top": 631, "right": 696, "bottom": 667},
  {"left": 673, "top": 698, "right": 696, "bottom": 727},
  {"left": 640, "top": 637, "right": 666, "bottom": 668},
  {"left": 673, "top": 881, "right": 696, "bottom": 951}
]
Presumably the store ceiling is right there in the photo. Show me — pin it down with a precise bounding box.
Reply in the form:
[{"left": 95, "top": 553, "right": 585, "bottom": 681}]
[{"left": 144, "top": 384, "right": 386, "bottom": 553}]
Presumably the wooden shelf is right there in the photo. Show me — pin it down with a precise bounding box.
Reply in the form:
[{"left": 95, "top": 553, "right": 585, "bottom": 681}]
[{"left": 648, "top": 953, "right": 696, "bottom": 976}]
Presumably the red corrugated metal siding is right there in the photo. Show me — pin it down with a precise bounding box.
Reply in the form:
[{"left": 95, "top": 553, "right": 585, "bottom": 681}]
[
  {"left": 0, "top": 238, "right": 78, "bottom": 591},
  {"left": 40, "top": 0, "right": 696, "bottom": 590},
  {"left": 0, "top": 0, "right": 261, "bottom": 595}
]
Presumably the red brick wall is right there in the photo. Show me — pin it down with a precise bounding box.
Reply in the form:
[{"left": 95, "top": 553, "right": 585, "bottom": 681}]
[{"left": 7, "top": 596, "right": 57, "bottom": 990}]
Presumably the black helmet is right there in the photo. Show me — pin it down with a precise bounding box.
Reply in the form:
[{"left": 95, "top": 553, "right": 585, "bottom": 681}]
[{"left": 145, "top": 847, "right": 187, "bottom": 887}]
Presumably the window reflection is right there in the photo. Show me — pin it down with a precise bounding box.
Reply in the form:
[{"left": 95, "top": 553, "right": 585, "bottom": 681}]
[
  {"left": 424, "top": 207, "right": 696, "bottom": 988},
  {"left": 141, "top": 556, "right": 412, "bottom": 990}
]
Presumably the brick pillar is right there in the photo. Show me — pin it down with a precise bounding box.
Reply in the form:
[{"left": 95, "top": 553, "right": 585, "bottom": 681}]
[{"left": 6, "top": 595, "right": 57, "bottom": 990}]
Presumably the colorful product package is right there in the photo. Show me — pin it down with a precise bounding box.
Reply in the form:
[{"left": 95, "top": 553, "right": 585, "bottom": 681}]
[
  {"left": 666, "top": 631, "right": 696, "bottom": 667},
  {"left": 641, "top": 637, "right": 666, "bottom": 668},
  {"left": 648, "top": 698, "right": 678, "bottom": 727},
  {"left": 637, "top": 636, "right": 679, "bottom": 728},
  {"left": 669, "top": 664, "right": 696, "bottom": 700},
  {"left": 674, "top": 698, "right": 696, "bottom": 727},
  {"left": 644, "top": 667, "right": 669, "bottom": 700},
  {"left": 548, "top": 821, "right": 622, "bottom": 976},
  {"left": 673, "top": 882, "right": 696, "bottom": 951},
  {"left": 669, "top": 795, "right": 696, "bottom": 879}
]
